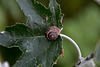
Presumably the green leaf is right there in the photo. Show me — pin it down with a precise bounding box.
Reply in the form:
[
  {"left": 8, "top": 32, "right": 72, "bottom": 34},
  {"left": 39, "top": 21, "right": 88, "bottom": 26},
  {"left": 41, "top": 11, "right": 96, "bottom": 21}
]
[
  {"left": 49, "top": 0, "right": 63, "bottom": 28},
  {"left": 0, "top": 0, "right": 63, "bottom": 67},
  {"left": 0, "top": 24, "right": 62, "bottom": 67},
  {"left": 16, "top": 0, "right": 63, "bottom": 29},
  {"left": 16, "top": 0, "right": 49, "bottom": 29}
]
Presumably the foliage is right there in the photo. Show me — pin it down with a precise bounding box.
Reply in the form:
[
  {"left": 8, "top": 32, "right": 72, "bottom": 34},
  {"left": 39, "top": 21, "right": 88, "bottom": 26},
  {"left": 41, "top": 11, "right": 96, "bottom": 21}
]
[
  {"left": 0, "top": 0, "right": 63, "bottom": 67},
  {"left": 0, "top": 0, "right": 100, "bottom": 67}
]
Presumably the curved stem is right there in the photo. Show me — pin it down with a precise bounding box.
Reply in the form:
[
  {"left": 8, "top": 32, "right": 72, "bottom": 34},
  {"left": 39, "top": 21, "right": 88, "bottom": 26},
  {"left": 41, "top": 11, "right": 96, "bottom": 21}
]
[{"left": 60, "top": 34, "right": 82, "bottom": 60}]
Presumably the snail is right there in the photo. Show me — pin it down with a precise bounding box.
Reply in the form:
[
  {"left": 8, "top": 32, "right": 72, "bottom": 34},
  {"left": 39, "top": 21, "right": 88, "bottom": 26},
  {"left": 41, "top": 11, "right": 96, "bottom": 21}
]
[{"left": 45, "top": 26, "right": 61, "bottom": 40}]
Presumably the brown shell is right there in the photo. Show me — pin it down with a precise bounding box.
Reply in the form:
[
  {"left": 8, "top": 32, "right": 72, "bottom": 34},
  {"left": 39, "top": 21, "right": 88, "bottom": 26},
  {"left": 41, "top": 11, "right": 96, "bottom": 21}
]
[{"left": 45, "top": 26, "right": 61, "bottom": 40}]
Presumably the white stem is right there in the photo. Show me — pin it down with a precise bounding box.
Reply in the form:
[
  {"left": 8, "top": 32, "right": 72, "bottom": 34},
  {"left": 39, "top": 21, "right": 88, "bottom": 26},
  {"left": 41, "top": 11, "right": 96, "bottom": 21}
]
[{"left": 60, "top": 34, "right": 82, "bottom": 60}]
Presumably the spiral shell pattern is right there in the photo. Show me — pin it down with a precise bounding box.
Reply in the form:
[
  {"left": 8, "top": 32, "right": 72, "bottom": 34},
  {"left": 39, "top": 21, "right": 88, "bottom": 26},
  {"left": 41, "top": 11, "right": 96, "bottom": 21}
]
[{"left": 45, "top": 26, "right": 61, "bottom": 40}]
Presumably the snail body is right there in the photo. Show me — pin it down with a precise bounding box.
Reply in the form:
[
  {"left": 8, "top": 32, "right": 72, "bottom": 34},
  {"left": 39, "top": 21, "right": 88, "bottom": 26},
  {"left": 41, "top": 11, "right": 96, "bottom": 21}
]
[{"left": 45, "top": 26, "right": 61, "bottom": 40}]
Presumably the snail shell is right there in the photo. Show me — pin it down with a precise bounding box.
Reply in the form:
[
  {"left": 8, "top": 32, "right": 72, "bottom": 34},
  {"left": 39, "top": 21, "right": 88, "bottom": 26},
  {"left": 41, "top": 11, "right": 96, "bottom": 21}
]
[{"left": 45, "top": 26, "right": 61, "bottom": 40}]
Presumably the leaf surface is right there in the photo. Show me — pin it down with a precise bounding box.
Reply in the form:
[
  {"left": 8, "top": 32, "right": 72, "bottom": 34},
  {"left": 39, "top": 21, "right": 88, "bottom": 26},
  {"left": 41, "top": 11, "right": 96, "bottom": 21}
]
[{"left": 0, "top": 0, "right": 63, "bottom": 67}]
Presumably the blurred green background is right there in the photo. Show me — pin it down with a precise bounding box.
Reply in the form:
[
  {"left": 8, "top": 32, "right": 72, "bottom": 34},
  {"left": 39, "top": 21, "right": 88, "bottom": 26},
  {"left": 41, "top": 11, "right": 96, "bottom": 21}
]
[{"left": 0, "top": 0, "right": 100, "bottom": 67}]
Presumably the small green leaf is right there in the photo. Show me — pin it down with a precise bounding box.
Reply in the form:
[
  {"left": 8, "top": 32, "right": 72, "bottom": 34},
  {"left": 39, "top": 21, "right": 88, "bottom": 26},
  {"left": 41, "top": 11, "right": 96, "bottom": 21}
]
[{"left": 0, "top": 0, "right": 63, "bottom": 67}]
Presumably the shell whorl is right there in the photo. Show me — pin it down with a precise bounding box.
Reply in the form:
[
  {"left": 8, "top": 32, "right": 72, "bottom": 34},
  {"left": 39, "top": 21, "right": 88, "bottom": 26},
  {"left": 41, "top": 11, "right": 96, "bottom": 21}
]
[{"left": 45, "top": 26, "right": 61, "bottom": 40}]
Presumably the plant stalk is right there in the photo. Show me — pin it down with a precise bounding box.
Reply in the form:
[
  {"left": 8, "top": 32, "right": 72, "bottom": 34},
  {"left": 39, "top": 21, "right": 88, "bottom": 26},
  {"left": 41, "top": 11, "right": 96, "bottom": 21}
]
[{"left": 60, "top": 34, "right": 82, "bottom": 60}]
